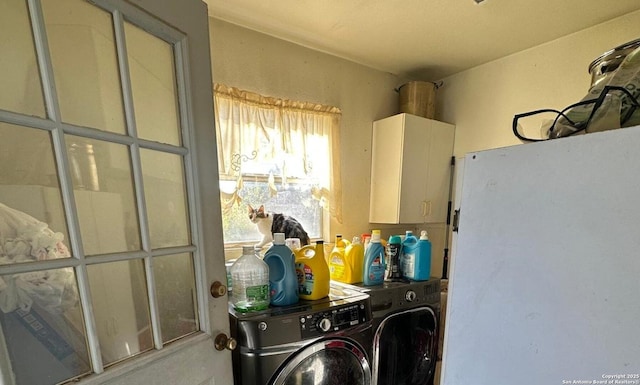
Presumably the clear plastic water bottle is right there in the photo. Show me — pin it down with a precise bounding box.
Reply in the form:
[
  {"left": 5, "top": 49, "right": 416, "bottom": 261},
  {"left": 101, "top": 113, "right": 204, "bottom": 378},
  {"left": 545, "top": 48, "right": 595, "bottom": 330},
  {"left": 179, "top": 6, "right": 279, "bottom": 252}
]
[{"left": 230, "top": 245, "right": 270, "bottom": 312}]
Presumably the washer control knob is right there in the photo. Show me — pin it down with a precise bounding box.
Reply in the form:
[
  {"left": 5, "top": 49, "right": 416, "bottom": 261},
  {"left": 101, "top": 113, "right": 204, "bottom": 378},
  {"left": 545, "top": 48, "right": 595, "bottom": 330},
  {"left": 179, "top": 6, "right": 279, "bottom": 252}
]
[
  {"left": 405, "top": 290, "right": 417, "bottom": 302},
  {"left": 258, "top": 322, "right": 268, "bottom": 331},
  {"left": 317, "top": 317, "right": 332, "bottom": 332}
]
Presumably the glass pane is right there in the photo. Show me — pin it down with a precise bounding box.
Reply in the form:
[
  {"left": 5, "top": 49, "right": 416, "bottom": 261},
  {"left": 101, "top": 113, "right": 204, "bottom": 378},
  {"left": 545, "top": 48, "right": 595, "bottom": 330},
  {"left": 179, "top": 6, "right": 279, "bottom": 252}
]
[
  {"left": 42, "top": 0, "right": 126, "bottom": 133},
  {"left": 65, "top": 135, "right": 141, "bottom": 255},
  {"left": 0, "top": 0, "right": 45, "bottom": 117},
  {"left": 87, "top": 260, "right": 153, "bottom": 365},
  {"left": 376, "top": 311, "right": 437, "bottom": 385},
  {"left": 283, "top": 348, "right": 365, "bottom": 385},
  {"left": 125, "top": 22, "right": 181, "bottom": 145},
  {"left": 0, "top": 123, "right": 71, "bottom": 265},
  {"left": 153, "top": 253, "right": 198, "bottom": 342},
  {"left": 220, "top": 179, "right": 321, "bottom": 243},
  {"left": 0, "top": 268, "right": 91, "bottom": 384},
  {"left": 140, "top": 150, "right": 190, "bottom": 248}
]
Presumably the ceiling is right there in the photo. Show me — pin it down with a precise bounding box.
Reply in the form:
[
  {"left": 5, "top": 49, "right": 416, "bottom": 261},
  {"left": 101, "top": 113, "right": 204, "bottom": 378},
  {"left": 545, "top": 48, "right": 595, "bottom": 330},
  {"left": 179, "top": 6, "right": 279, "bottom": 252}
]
[{"left": 204, "top": 0, "right": 640, "bottom": 81}]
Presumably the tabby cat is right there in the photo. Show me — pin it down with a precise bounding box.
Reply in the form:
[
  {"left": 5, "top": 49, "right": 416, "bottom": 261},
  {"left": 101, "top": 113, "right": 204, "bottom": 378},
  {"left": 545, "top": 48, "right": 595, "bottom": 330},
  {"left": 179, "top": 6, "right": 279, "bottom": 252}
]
[{"left": 248, "top": 204, "right": 310, "bottom": 248}]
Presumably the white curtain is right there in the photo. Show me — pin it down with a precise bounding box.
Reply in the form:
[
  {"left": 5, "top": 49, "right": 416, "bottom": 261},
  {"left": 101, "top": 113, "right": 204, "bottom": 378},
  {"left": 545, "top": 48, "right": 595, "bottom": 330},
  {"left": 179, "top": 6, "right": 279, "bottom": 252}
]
[{"left": 213, "top": 83, "right": 343, "bottom": 223}]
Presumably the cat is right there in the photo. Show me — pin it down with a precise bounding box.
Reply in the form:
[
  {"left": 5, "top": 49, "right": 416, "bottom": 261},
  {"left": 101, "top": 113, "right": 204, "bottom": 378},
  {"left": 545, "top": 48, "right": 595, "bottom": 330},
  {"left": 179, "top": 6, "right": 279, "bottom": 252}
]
[{"left": 248, "top": 204, "right": 310, "bottom": 248}]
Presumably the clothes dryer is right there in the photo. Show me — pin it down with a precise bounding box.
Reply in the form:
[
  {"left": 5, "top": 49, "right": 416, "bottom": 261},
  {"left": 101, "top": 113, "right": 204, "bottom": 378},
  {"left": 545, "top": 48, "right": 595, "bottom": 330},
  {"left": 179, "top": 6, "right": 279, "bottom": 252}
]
[
  {"left": 334, "top": 279, "right": 440, "bottom": 385},
  {"left": 229, "top": 284, "right": 373, "bottom": 385}
]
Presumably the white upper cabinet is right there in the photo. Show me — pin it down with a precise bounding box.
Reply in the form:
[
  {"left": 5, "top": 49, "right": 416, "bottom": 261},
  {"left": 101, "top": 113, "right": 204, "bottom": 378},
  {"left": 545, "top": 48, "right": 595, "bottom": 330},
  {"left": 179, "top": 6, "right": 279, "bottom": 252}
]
[{"left": 369, "top": 113, "right": 455, "bottom": 224}]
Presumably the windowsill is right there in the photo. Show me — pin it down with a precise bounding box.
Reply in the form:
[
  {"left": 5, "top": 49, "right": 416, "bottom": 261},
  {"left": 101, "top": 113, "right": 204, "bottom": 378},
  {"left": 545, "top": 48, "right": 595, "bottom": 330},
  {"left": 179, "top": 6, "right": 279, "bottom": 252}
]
[
  {"left": 223, "top": 244, "right": 247, "bottom": 261},
  {"left": 223, "top": 238, "right": 326, "bottom": 261}
]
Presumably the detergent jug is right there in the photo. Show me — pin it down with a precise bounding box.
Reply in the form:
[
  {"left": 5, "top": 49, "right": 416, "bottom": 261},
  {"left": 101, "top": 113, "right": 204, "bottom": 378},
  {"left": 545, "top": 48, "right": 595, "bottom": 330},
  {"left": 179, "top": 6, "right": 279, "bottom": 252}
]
[
  {"left": 331, "top": 234, "right": 349, "bottom": 257},
  {"left": 264, "top": 233, "right": 299, "bottom": 306},
  {"left": 412, "top": 230, "right": 432, "bottom": 281},
  {"left": 294, "top": 240, "right": 330, "bottom": 300},
  {"left": 339, "top": 236, "right": 365, "bottom": 284},
  {"left": 363, "top": 230, "right": 386, "bottom": 286},
  {"left": 401, "top": 230, "right": 419, "bottom": 280},
  {"left": 329, "top": 234, "right": 350, "bottom": 281}
]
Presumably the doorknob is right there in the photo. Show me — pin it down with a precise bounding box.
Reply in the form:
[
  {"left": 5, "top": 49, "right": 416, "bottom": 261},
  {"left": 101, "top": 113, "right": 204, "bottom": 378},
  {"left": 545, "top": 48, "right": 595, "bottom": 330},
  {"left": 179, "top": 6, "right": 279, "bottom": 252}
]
[
  {"left": 210, "top": 281, "right": 227, "bottom": 298},
  {"left": 215, "top": 333, "right": 237, "bottom": 351}
]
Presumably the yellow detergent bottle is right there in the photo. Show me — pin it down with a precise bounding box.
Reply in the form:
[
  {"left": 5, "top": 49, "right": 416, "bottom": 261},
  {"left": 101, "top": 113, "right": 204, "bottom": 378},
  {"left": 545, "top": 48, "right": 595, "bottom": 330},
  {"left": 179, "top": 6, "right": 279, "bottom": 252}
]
[
  {"left": 329, "top": 234, "right": 350, "bottom": 282},
  {"left": 333, "top": 236, "right": 365, "bottom": 284},
  {"left": 329, "top": 234, "right": 349, "bottom": 262},
  {"left": 294, "top": 240, "right": 330, "bottom": 300}
]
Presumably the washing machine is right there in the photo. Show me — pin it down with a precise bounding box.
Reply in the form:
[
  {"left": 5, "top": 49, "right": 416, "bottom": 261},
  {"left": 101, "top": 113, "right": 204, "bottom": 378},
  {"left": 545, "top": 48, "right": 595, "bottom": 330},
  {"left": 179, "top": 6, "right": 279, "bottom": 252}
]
[
  {"left": 334, "top": 279, "right": 440, "bottom": 385},
  {"left": 229, "top": 284, "right": 373, "bottom": 385}
]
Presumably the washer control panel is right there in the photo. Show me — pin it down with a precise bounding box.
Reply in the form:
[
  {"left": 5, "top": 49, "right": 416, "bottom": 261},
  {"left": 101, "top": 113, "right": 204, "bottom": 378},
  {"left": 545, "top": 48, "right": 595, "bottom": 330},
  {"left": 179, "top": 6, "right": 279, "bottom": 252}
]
[
  {"left": 405, "top": 289, "right": 417, "bottom": 302},
  {"left": 299, "top": 302, "right": 369, "bottom": 338}
]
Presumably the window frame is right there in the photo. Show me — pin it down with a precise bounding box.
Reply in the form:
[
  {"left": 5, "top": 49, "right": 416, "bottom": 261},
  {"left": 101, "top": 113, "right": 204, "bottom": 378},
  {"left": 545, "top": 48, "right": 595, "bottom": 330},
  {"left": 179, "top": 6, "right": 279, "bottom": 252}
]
[
  {"left": 219, "top": 172, "right": 325, "bottom": 250},
  {"left": 0, "top": 0, "right": 210, "bottom": 379},
  {"left": 214, "top": 86, "right": 337, "bottom": 255}
]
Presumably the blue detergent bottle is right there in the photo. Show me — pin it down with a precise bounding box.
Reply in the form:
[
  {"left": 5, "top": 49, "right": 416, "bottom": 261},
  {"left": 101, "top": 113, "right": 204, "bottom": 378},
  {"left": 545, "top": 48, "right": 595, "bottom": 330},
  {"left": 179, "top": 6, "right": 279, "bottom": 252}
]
[
  {"left": 263, "top": 233, "right": 299, "bottom": 306},
  {"left": 401, "top": 230, "right": 419, "bottom": 280},
  {"left": 413, "top": 230, "right": 432, "bottom": 281},
  {"left": 363, "top": 230, "right": 386, "bottom": 286}
]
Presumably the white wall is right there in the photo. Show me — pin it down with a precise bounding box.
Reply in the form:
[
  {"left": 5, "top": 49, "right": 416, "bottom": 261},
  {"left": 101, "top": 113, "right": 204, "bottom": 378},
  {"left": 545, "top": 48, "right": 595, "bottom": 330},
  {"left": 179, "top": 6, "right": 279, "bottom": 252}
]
[
  {"left": 433, "top": 11, "right": 640, "bottom": 279},
  {"left": 209, "top": 12, "right": 640, "bottom": 277},
  {"left": 209, "top": 18, "right": 405, "bottom": 244},
  {"left": 438, "top": 10, "right": 640, "bottom": 158}
]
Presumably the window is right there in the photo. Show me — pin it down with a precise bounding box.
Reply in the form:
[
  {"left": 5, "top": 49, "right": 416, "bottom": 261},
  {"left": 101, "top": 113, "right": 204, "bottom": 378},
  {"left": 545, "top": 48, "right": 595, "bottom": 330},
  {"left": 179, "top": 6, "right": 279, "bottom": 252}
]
[
  {"left": 0, "top": 0, "right": 203, "bottom": 383},
  {"left": 213, "top": 84, "right": 343, "bottom": 252}
]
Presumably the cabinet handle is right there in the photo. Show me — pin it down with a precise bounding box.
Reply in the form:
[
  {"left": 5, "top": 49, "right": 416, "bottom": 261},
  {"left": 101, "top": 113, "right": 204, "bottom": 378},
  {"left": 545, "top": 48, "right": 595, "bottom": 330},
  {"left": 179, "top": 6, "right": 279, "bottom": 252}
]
[{"left": 422, "top": 201, "right": 432, "bottom": 217}]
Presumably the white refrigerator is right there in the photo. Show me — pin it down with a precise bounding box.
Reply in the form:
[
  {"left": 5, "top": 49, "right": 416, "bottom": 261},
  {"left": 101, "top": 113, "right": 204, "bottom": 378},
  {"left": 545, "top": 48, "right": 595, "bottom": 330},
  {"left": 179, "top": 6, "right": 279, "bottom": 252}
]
[{"left": 441, "top": 126, "right": 640, "bottom": 384}]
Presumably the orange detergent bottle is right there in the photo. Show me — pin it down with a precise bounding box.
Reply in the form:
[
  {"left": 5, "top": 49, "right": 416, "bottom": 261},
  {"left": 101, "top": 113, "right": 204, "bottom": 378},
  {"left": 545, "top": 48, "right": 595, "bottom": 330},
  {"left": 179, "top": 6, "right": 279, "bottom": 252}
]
[{"left": 294, "top": 240, "right": 330, "bottom": 300}]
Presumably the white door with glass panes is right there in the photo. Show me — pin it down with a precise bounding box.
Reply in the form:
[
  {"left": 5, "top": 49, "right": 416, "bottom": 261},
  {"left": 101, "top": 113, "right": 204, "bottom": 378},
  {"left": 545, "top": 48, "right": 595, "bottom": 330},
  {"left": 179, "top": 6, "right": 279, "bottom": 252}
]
[{"left": 0, "top": 0, "right": 232, "bottom": 384}]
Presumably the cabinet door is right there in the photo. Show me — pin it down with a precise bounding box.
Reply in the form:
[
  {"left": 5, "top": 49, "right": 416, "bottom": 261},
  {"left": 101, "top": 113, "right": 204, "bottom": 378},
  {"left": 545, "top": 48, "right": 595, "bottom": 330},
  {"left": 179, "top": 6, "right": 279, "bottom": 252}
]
[
  {"left": 369, "top": 115, "right": 404, "bottom": 223},
  {"left": 397, "top": 115, "right": 430, "bottom": 223},
  {"left": 421, "top": 119, "right": 455, "bottom": 223},
  {"left": 369, "top": 114, "right": 454, "bottom": 224},
  {"left": 398, "top": 115, "right": 454, "bottom": 224}
]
